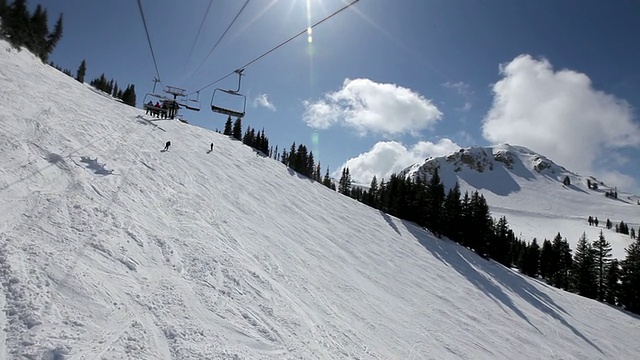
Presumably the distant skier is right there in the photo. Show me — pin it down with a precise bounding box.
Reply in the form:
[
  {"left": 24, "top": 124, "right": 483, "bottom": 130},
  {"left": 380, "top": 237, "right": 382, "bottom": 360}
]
[
  {"left": 210, "top": 143, "right": 214, "bottom": 152},
  {"left": 162, "top": 141, "right": 171, "bottom": 152}
]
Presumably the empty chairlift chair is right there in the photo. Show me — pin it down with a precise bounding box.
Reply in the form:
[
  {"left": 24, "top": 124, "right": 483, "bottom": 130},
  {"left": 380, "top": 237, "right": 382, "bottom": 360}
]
[{"left": 210, "top": 69, "right": 246, "bottom": 118}]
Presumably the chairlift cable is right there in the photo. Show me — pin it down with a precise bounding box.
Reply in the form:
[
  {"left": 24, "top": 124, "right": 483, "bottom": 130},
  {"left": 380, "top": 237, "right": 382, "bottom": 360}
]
[
  {"left": 191, "top": 0, "right": 252, "bottom": 78},
  {"left": 192, "top": 0, "right": 360, "bottom": 94},
  {"left": 185, "top": 0, "right": 215, "bottom": 70},
  {"left": 136, "top": 0, "right": 163, "bottom": 83}
]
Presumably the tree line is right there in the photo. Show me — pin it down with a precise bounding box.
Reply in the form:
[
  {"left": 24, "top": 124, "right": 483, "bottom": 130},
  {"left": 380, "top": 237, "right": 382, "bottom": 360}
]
[
  {"left": 0, "top": 1, "right": 138, "bottom": 107},
  {"left": 0, "top": 0, "right": 62, "bottom": 62},
  {"left": 517, "top": 231, "right": 640, "bottom": 313},
  {"left": 331, "top": 166, "right": 640, "bottom": 316},
  {"left": 87, "top": 68, "right": 137, "bottom": 107}
]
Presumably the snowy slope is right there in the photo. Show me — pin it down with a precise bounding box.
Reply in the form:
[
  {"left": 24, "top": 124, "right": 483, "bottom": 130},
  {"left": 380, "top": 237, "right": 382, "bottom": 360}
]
[
  {"left": 405, "top": 144, "right": 639, "bottom": 259},
  {"left": 2, "top": 41, "right": 640, "bottom": 360}
]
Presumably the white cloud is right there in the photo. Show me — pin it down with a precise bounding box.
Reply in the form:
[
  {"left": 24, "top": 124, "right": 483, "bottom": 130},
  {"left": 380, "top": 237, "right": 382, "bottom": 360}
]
[
  {"left": 482, "top": 54, "right": 640, "bottom": 185},
  {"left": 253, "top": 94, "right": 276, "bottom": 111},
  {"left": 303, "top": 78, "right": 443, "bottom": 137},
  {"left": 444, "top": 81, "right": 473, "bottom": 112},
  {"left": 339, "top": 139, "right": 460, "bottom": 184},
  {"left": 444, "top": 81, "right": 473, "bottom": 96},
  {"left": 596, "top": 170, "right": 639, "bottom": 194}
]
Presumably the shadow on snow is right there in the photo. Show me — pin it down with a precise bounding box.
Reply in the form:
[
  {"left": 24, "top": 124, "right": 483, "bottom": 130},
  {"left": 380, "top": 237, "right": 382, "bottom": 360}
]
[{"left": 403, "top": 220, "right": 604, "bottom": 354}]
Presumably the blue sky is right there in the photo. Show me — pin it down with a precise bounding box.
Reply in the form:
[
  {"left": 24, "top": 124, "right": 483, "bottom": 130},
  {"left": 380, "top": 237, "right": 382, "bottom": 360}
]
[{"left": 35, "top": 0, "right": 640, "bottom": 191}]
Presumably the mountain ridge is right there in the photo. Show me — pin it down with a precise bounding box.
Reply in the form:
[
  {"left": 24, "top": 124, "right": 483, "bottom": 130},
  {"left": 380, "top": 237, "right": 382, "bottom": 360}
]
[{"left": 402, "top": 143, "right": 638, "bottom": 259}]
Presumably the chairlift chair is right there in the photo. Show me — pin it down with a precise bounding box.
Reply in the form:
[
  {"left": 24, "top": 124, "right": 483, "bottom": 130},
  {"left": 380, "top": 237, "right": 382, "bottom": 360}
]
[
  {"left": 211, "top": 69, "right": 247, "bottom": 118},
  {"left": 142, "top": 92, "right": 167, "bottom": 112},
  {"left": 180, "top": 91, "right": 202, "bottom": 112}
]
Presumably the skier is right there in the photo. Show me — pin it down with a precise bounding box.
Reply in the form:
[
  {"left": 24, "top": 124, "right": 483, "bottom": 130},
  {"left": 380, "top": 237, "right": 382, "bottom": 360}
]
[
  {"left": 162, "top": 141, "right": 171, "bottom": 152},
  {"left": 210, "top": 143, "right": 214, "bottom": 152}
]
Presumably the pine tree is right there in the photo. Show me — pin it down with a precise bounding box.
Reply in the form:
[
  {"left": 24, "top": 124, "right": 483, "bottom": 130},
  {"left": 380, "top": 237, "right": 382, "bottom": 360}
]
[
  {"left": 520, "top": 239, "right": 540, "bottom": 277},
  {"left": 223, "top": 116, "right": 232, "bottom": 135},
  {"left": 5, "top": 0, "right": 30, "bottom": 47},
  {"left": 552, "top": 233, "right": 572, "bottom": 290},
  {"left": 322, "top": 167, "right": 333, "bottom": 189},
  {"left": 592, "top": 230, "right": 612, "bottom": 301},
  {"left": 441, "top": 182, "right": 462, "bottom": 241},
  {"left": 338, "top": 167, "right": 352, "bottom": 195},
  {"left": 621, "top": 239, "right": 640, "bottom": 313},
  {"left": 232, "top": 118, "right": 242, "bottom": 140},
  {"left": 460, "top": 191, "right": 472, "bottom": 247},
  {"left": 28, "top": 4, "right": 48, "bottom": 59},
  {"left": 0, "top": 0, "right": 7, "bottom": 18},
  {"left": 490, "top": 216, "right": 511, "bottom": 266},
  {"left": 469, "top": 192, "right": 492, "bottom": 255},
  {"left": 367, "top": 175, "right": 379, "bottom": 207},
  {"left": 572, "top": 233, "right": 597, "bottom": 298},
  {"left": 605, "top": 259, "right": 621, "bottom": 305},
  {"left": 76, "top": 59, "right": 87, "bottom": 83},
  {"left": 44, "top": 13, "right": 63, "bottom": 59},
  {"left": 242, "top": 126, "right": 254, "bottom": 145},
  {"left": 424, "top": 168, "right": 445, "bottom": 236},
  {"left": 539, "top": 238, "right": 556, "bottom": 282},
  {"left": 120, "top": 84, "right": 136, "bottom": 106}
]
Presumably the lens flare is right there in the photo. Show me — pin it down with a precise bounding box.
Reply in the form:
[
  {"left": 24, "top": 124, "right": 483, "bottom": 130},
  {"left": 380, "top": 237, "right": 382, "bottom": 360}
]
[{"left": 311, "top": 130, "right": 319, "bottom": 145}]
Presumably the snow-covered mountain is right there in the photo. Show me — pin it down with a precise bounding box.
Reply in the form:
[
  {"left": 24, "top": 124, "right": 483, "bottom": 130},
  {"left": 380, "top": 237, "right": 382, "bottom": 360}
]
[
  {"left": 2, "top": 39, "right": 640, "bottom": 359},
  {"left": 404, "top": 144, "right": 639, "bottom": 259}
]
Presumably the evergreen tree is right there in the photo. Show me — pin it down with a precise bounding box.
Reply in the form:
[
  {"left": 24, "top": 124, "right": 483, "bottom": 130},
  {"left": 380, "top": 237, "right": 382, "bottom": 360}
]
[
  {"left": 621, "top": 239, "right": 640, "bottom": 313},
  {"left": 223, "top": 116, "right": 232, "bottom": 135},
  {"left": 107, "top": 79, "right": 114, "bottom": 95},
  {"left": 469, "top": 192, "right": 492, "bottom": 255},
  {"left": 460, "top": 191, "right": 472, "bottom": 247},
  {"left": 520, "top": 238, "right": 540, "bottom": 277},
  {"left": 44, "top": 13, "right": 63, "bottom": 59},
  {"left": 322, "top": 167, "right": 335, "bottom": 190},
  {"left": 605, "top": 259, "right": 621, "bottom": 305},
  {"left": 28, "top": 4, "right": 48, "bottom": 59},
  {"left": 120, "top": 84, "right": 136, "bottom": 106},
  {"left": 307, "top": 151, "right": 315, "bottom": 178},
  {"left": 592, "top": 230, "right": 612, "bottom": 301},
  {"left": 259, "top": 129, "right": 269, "bottom": 154},
  {"left": 0, "top": 0, "right": 7, "bottom": 18},
  {"left": 424, "top": 168, "right": 445, "bottom": 236},
  {"left": 552, "top": 233, "right": 572, "bottom": 290},
  {"left": 242, "top": 126, "right": 255, "bottom": 145},
  {"left": 539, "top": 239, "right": 556, "bottom": 282},
  {"left": 75, "top": 59, "right": 86, "bottom": 83},
  {"left": 5, "top": 0, "right": 29, "bottom": 47},
  {"left": 571, "top": 233, "right": 597, "bottom": 298},
  {"left": 367, "top": 175, "right": 379, "bottom": 207},
  {"left": 338, "top": 167, "right": 352, "bottom": 195},
  {"left": 232, "top": 118, "right": 242, "bottom": 140},
  {"left": 490, "top": 216, "right": 511, "bottom": 265},
  {"left": 441, "top": 182, "right": 462, "bottom": 241}
]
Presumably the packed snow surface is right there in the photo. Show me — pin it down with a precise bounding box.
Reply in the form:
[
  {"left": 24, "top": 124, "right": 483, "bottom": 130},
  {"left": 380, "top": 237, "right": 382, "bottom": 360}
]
[{"left": 1, "top": 40, "right": 640, "bottom": 359}]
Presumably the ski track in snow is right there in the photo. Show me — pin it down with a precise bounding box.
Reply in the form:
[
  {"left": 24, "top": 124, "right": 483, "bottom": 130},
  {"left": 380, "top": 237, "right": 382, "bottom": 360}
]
[{"left": 1, "top": 39, "right": 640, "bottom": 359}]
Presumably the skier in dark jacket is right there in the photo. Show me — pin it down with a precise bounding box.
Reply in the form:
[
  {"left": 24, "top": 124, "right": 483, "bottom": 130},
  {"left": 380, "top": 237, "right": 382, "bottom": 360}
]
[{"left": 162, "top": 141, "right": 171, "bottom": 152}]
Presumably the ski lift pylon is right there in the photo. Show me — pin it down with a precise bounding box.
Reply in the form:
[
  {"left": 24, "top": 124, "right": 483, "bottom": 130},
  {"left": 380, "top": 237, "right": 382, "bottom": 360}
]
[{"left": 211, "top": 69, "right": 246, "bottom": 118}]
